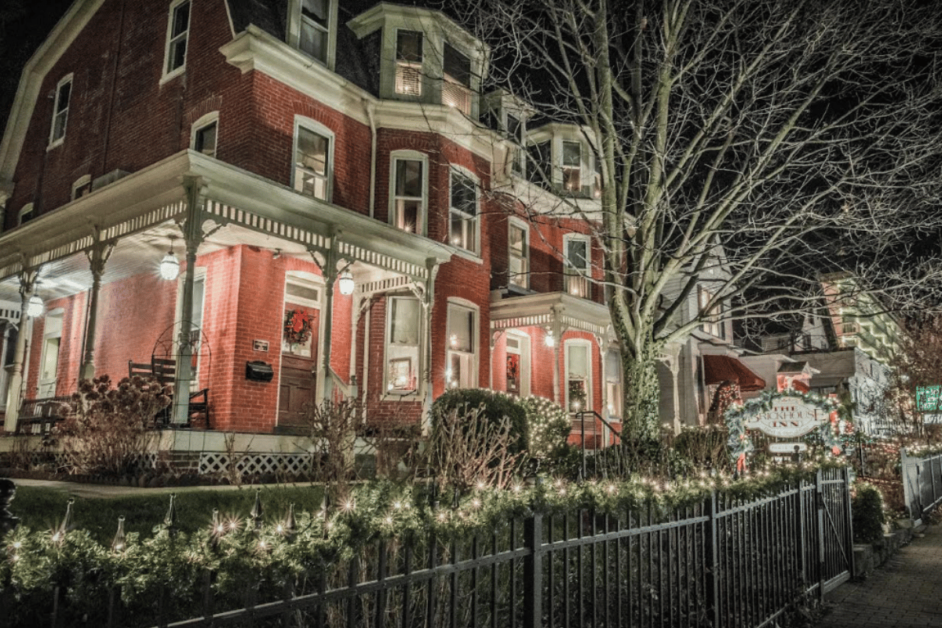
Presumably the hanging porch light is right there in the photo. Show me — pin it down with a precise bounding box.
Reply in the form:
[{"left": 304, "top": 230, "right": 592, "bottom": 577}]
[
  {"left": 159, "top": 236, "right": 180, "bottom": 281},
  {"left": 338, "top": 269, "right": 355, "bottom": 296},
  {"left": 26, "top": 295, "right": 44, "bottom": 318}
]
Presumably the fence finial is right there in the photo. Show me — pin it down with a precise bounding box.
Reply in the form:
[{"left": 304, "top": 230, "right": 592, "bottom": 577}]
[
  {"left": 164, "top": 493, "right": 177, "bottom": 535},
  {"left": 250, "top": 489, "right": 263, "bottom": 530},
  {"left": 112, "top": 516, "right": 126, "bottom": 553}
]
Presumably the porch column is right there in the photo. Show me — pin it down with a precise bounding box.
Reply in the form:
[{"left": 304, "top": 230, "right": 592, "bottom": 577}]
[
  {"left": 3, "top": 270, "right": 37, "bottom": 433},
  {"left": 79, "top": 231, "right": 113, "bottom": 381},
  {"left": 172, "top": 180, "right": 205, "bottom": 425},
  {"left": 312, "top": 231, "right": 341, "bottom": 404},
  {"left": 421, "top": 259, "right": 440, "bottom": 428},
  {"left": 550, "top": 304, "right": 564, "bottom": 405}
]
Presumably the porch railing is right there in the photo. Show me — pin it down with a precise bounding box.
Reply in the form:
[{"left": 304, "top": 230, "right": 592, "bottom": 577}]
[{"left": 901, "top": 447, "right": 942, "bottom": 521}]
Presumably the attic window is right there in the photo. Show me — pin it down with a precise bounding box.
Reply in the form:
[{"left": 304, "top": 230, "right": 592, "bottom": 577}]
[
  {"left": 163, "top": 0, "right": 190, "bottom": 76},
  {"left": 442, "top": 43, "right": 471, "bottom": 114},
  {"left": 395, "top": 31, "right": 423, "bottom": 96},
  {"left": 49, "top": 76, "right": 72, "bottom": 146},
  {"left": 300, "top": 0, "right": 330, "bottom": 64}
]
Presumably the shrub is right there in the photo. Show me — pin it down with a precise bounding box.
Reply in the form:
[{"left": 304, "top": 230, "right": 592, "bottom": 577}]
[
  {"left": 670, "top": 425, "right": 733, "bottom": 473},
  {"left": 431, "top": 389, "right": 528, "bottom": 454},
  {"left": 56, "top": 375, "right": 171, "bottom": 477},
  {"left": 852, "top": 482, "right": 886, "bottom": 544},
  {"left": 520, "top": 396, "right": 571, "bottom": 459}
]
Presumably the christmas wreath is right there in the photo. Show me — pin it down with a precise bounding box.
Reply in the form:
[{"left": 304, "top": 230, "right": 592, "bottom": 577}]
[{"left": 284, "top": 309, "right": 313, "bottom": 346}]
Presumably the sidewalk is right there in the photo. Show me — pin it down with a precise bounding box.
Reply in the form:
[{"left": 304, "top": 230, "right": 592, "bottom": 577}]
[{"left": 817, "top": 523, "right": 942, "bottom": 628}]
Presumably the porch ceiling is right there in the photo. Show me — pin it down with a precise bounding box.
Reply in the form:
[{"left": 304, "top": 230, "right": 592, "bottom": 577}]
[{"left": 490, "top": 292, "right": 613, "bottom": 339}]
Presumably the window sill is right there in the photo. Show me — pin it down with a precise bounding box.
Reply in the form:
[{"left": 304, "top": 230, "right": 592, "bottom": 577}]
[
  {"left": 446, "top": 246, "right": 483, "bottom": 265},
  {"left": 46, "top": 138, "right": 65, "bottom": 152},
  {"left": 159, "top": 66, "right": 186, "bottom": 86},
  {"left": 382, "top": 391, "right": 421, "bottom": 402}
]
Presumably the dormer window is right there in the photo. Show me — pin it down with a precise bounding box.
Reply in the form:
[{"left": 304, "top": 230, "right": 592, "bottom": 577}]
[
  {"left": 49, "top": 75, "right": 72, "bottom": 147},
  {"left": 562, "top": 141, "right": 582, "bottom": 192},
  {"left": 507, "top": 114, "right": 523, "bottom": 175},
  {"left": 395, "top": 31, "right": 423, "bottom": 96},
  {"left": 443, "top": 43, "right": 471, "bottom": 115},
  {"left": 527, "top": 141, "right": 550, "bottom": 186},
  {"left": 698, "top": 287, "right": 726, "bottom": 339},
  {"left": 300, "top": 0, "right": 330, "bottom": 63}
]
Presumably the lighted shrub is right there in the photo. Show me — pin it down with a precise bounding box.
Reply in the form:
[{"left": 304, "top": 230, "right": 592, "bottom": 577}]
[{"left": 520, "top": 396, "right": 571, "bottom": 459}]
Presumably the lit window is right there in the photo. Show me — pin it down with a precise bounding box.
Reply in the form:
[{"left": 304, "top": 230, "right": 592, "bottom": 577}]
[
  {"left": 294, "top": 125, "right": 330, "bottom": 201},
  {"left": 562, "top": 141, "right": 582, "bottom": 192},
  {"left": 442, "top": 43, "right": 471, "bottom": 115},
  {"left": 564, "top": 236, "right": 590, "bottom": 298},
  {"left": 509, "top": 222, "right": 529, "bottom": 289},
  {"left": 49, "top": 77, "right": 72, "bottom": 145},
  {"left": 392, "top": 157, "right": 424, "bottom": 234},
  {"left": 395, "top": 31, "right": 423, "bottom": 96},
  {"left": 605, "top": 351, "right": 622, "bottom": 421},
  {"left": 300, "top": 0, "right": 330, "bottom": 63},
  {"left": 566, "top": 342, "right": 591, "bottom": 413},
  {"left": 386, "top": 297, "right": 420, "bottom": 394},
  {"left": 193, "top": 121, "right": 217, "bottom": 157},
  {"left": 164, "top": 0, "right": 190, "bottom": 75},
  {"left": 698, "top": 287, "right": 725, "bottom": 339},
  {"left": 449, "top": 170, "right": 478, "bottom": 253},
  {"left": 447, "top": 303, "right": 477, "bottom": 389}
]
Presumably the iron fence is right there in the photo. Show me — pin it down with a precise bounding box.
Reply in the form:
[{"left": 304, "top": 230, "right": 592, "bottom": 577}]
[
  {"left": 900, "top": 448, "right": 942, "bottom": 521},
  {"left": 32, "top": 469, "right": 853, "bottom": 628}
]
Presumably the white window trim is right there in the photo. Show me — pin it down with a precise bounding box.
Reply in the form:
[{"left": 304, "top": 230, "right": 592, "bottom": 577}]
[
  {"left": 161, "top": 0, "right": 191, "bottom": 83},
  {"left": 564, "top": 338, "right": 593, "bottom": 414},
  {"left": 508, "top": 216, "right": 530, "bottom": 290},
  {"left": 448, "top": 165, "right": 481, "bottom": 256},
  {"left": 48, "top": 74, "right": 73, "bottom": 149},
  {"left": 562, "top": 233, "right": 591, "bottom": 297},
  {"left": 71, "top": 174, "right": 92, "bottom": 201},
  {"left": 190, "top": 111, "right": 220, "bottom": 158},
  {"left": 445, "top": 298, "right": 479, "bottom": 390},
  {"left": 388, "top": 149, "right": 428, "bottom": 235},
  {"left": 292, "top": 116, "right": 335, "bottom": 203},
  {"left": 383, "top": 294, "right": 422, "bottom": 399},
  {"left": 17, "top": 203, "right": 34, "bottom": 226},
  {"left": 287, "top": 0, "right": 338, "bottom": 70}
]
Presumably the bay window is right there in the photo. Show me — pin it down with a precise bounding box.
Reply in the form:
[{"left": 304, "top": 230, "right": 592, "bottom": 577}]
[
  {"left": 562, "top": 141, "right": 582, "bottom": 192},
  {"left": 446, "top": 302, "right": 477, "bottom": 389},
  {"left": 386, "top": 297, "right": 420, "bottom": 394},
  {"left": 527, "top": 141, "right": 550, "bottom": 186},
  {"left": 566, "top": 341, "right": 591, "bottom": 413},
  {"left": 605, "top": 350, "right": 623, "bottom": 421},
  {"left": 442, "top": 43, "right": 472, "bottom": 115},
  {"left": 449, "top": 169, "right": 478, "bottom": 253},
  {"left": 507, "top": 114, "right": 524, "bottom": 176}
]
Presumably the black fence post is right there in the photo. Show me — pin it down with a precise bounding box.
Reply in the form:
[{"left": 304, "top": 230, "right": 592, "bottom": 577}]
[
  {"left": 705, "top": 490, "right": 720, "bottom": 628},
  {"left": 523, "top": 512, "right": 543, "bottom": 628},
  {"left": 816, "top": 469, "right": 826, "bottom": 603},
  {"left": 797, "top": 479, "right": 806, "bottom": 588}
]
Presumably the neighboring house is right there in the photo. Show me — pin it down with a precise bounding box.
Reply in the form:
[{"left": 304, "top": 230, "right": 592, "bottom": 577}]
[
  {"left": 758, "top": 276, "right": 901, "bottom": 436},
  {"left": 0, "top": 0, "right": 624, "bottom": 442}
]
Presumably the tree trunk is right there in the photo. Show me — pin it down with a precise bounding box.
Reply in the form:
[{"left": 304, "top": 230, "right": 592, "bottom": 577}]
[{"left": 621, "top": 341, "right": 662, "bottom": 442}]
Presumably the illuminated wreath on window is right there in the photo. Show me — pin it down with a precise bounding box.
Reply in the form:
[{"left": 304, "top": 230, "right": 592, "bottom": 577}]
[
  {"left": 724, "top": 390, "right": 845, "bottom": 471},
  {"left": 283, "top": 309, "right": 313, "bottom": 346}
]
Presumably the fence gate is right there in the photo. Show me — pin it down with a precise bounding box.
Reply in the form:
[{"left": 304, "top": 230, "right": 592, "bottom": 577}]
[{"left": 813, "top": 467, "right": 855, "bottom": 597}]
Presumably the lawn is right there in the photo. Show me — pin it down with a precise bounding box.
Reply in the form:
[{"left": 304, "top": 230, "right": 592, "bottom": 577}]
[{"left": 9, "top": 483, "right": 326, "bottom": 545}]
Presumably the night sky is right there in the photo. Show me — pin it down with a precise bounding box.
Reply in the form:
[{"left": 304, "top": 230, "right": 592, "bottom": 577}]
[{"left": 0, "top": 0, "right": 74, "bottom": 133}]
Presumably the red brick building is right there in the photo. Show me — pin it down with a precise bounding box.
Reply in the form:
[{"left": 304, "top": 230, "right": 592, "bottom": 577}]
[{"left": 0, "top": 0, "right": 623, "bottom": 446}]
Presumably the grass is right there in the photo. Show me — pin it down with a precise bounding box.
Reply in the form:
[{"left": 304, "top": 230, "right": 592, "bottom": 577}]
[{"left": 10, "top": 484, "right": 326, "bottom": 545}]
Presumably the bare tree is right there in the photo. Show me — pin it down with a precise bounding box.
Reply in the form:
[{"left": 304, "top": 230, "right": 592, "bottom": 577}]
[
  {"left": 452, "top": 0, "right": 942, "bottom": 438},
  {"left": 888, "top": 315, "right": 942, "bottom": 443}
]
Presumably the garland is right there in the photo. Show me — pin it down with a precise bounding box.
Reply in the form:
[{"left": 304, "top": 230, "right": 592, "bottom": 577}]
[
  {"left": 1, "top": 463, "right": 845, "bottom": 617},
  {"left": 725, "top": 390, "right": 845, "bottom": 470},
  {"left": 283, "top": 309, "right": 313, "bottom": 346}
]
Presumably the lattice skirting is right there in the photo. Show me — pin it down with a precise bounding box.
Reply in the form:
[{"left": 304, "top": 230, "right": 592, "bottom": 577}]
[{"left": 198, "top": 452, "right": 314, "bottom": 478}]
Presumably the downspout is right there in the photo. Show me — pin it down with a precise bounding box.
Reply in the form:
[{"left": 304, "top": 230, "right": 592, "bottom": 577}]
[{"left": 363, "top": 99, "right": 377, "bottom": 218}]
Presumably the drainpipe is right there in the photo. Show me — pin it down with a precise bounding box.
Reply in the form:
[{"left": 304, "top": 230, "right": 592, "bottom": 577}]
[{"left": 363, "top": 99, "right": 377, "bottom": 219}]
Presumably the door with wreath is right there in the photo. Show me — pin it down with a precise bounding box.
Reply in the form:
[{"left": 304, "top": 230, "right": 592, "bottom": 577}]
[{"left": 279, "top": 304, "right": 320, "bottom": 430}]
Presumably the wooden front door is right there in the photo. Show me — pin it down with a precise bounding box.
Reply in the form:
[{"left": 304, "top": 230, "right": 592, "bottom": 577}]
[{"left": 279, "top": 305, "right": 319, "bottom": 430}]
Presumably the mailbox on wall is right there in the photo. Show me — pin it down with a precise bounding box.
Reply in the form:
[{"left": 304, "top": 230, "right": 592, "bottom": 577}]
[{"left": 246, "top": 361, "right": 274, "bottom": 382}]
